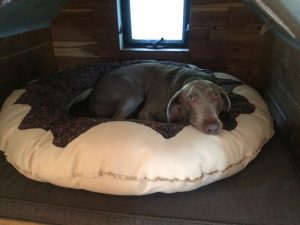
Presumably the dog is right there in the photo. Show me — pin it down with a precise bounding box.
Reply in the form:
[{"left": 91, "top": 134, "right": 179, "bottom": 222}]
[{"left": 88, "top": 63, "right": 231, "bottom": 134}]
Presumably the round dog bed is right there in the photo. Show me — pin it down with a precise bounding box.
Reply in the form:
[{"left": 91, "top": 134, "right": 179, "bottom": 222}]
[{"left": 0, "top": 61, "right": 274, "bottom": 195}]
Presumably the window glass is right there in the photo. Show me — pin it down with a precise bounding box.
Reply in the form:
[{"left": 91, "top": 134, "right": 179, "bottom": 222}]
[{"left": 130, "top": 0, "right": 184, "bottom": 41}]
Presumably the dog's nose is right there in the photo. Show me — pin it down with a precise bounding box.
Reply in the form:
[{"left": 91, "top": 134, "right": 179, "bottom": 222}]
[{"left": 205, "top": 122, "right": 220, "bottom": 134}]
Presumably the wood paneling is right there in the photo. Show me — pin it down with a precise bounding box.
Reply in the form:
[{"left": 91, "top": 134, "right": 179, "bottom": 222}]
[
  {"left": 0, "top": 29, "right": 55, "bottom": 106},
  {"left": 263, "top": 34, "right": 300, "bottom": 169},
  {"left": 227, "top": 7, "right": 261, "bottom": 27},
  {"left": 209, "top": 27, "right": 263, "bottom": 43},
  {"left": 0, "top": 217, "right": 46, "bottom": 225},
  {"left": 0, "top": 29, "right": 51, "bottom": 58},
  {"left": 50, "top": 0, "right": 266, "bottom": 88}
]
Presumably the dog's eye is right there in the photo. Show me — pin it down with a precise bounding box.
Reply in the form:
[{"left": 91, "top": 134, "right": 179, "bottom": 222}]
[
  {"left": 211, "top": 92, "right": 219, "bottom": 100},
  {"left": 187, "top": 95, "right": 195, "bottom": 102}
]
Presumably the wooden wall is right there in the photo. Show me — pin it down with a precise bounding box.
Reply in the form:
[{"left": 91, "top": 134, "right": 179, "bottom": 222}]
[
  {"left": 51, "top": 0, "right": 266, "bottom": 88},
  {"left": 263, "top": 34, "right": 300, "bottom": 169},
  {"left": 0, "top": 28, "right": 55, "bottom": 105}
]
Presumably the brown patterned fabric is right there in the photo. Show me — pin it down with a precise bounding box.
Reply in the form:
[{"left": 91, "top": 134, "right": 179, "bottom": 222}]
[{"left": 15, "top": 61, "right": 255, "bottom": 148}]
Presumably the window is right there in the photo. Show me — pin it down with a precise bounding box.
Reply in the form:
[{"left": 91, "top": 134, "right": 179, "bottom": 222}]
[{"left": 118, "top": 0, "right": 190, "bottom": 50}]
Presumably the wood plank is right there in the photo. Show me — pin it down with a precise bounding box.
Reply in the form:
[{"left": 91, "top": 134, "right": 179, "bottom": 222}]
[
  {"left": 189, "top": 27, "right": 210, "bottom": 42},
  {"left": 53, "top": 41, "right": 99, "bottom": 58},
  {"left": 228, "top": 7, "right": 261, "bottom": 27},
  {"left": 51, "top": 11, "right": 96, "bottom": 42},
  {"left": 266, "top": 34, "right": 300, "bottom": 103},
  {"left": 61, "top": 0, "right": 110, "bottom": 10},
  {"left": 264, "top": 33, "right": 287, "bottom": 57},
  {"left": 267, "top": 79, "right": 300, "bottom": 131},
  {"left": 176, "top": 56, "right": 263, "bottom": 87},
  {"left": 0, "top": 218, "right": 46, "bottom": 225},
  {"left": 51, "top": 6, "right": 117, "bottom": 42},
  {"left": 0, "top": 29, "right": 51, "bottom": 59},
  {"left": 263, "top": 89, "right": 300, "bottom": 169},
  {"left": 283, "top": 46, "right": 300, "bottom": 77},
  {"left": 189, "top": 42, "right": 265, "bottom": 60},
  {"left": 263, "top": 32, "right": 300, "bottom": 169},
  {"left": 269, "top": 54, "right": 300, "bottom": 104},
  {"left": 191, "top": 11, "right": 228, "bottom": 27},
  {"left": 192, "top": 2, "right": 244, "bottom": 12},
  {"left": 0, "top": 43, "right": 55, "bottom": 105},
  {"left": 209, "top": 27, "right": 263, "bottom": 43},
  {"left": 192, "top": 0, "right": 241, "bottom": 4},
  {"left": 116, "top": 50, "right": 180, "bottom": 62}
]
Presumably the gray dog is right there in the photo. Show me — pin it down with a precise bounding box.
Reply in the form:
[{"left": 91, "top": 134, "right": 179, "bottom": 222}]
[{"left": 88, "top": 63, "right": 231, "bottom": 134}]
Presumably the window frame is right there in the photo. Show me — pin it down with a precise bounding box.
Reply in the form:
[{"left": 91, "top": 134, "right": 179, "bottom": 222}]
[{"left": 118, "top": 0, "right": 190, "bottom": 50}]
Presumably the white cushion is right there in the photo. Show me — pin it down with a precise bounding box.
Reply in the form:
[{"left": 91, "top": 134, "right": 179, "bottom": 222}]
[{"left": 0, "top": 72, "right": 274, "bottom": 195}]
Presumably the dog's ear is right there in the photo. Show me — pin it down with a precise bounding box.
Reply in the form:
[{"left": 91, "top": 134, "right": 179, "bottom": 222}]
[
  {"left": 167, "top": 91, "right": 182, "bottom": 122},
  {"left": 219, "top": 87, "right": 231, "bottom": 112}
]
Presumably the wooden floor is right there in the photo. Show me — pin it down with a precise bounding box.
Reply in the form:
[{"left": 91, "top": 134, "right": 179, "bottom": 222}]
[{"left": 0, "top": 218, "right": 47, "bottom": 225}]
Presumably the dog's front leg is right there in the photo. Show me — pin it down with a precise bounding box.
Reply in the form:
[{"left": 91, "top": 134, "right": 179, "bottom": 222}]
[{"left": 113, "top": 97, "right": 143, "bottom": 120}]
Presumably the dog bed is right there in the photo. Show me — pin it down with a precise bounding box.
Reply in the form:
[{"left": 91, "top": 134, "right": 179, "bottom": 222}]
[{"left": 0, "top": 60, "right": 274, "bottom": 195}]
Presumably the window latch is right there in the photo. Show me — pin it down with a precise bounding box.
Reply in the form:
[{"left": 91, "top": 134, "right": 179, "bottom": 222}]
[
  {"left": 146, "top": 37, "right": 164, "bottom": 49},
  {"left": 186, "top": 23, "right": 190, "bottom": 32}
]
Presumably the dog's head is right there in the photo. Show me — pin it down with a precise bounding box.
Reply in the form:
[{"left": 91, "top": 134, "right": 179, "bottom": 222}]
[{"left": 167, "top": 80, "right": 231, "bottom": 134}]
